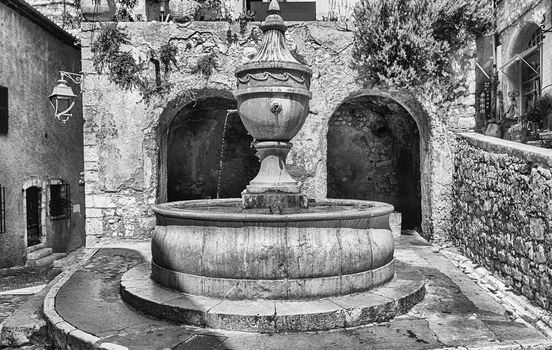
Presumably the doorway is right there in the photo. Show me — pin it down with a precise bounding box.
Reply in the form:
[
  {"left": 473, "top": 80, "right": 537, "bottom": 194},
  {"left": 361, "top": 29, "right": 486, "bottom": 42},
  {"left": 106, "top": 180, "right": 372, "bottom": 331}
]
[{"left": 26, "top": 186, "right": 42, "bottom": 246}]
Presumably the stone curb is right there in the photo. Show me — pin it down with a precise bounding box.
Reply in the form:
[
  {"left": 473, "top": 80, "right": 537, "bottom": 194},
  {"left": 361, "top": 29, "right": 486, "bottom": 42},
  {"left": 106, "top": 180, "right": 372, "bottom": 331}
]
[
  {"left": 42, "top": 247, "right": 129, "bottom": 350},
  {"left": 437, "top": 246, "right": 552, "bottom": 346}
]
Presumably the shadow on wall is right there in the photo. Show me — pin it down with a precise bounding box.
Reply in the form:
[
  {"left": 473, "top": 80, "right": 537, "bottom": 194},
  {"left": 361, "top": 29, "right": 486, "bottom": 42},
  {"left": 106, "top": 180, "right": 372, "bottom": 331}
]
[
  {"left": 327, "top": 96, "right": 422, "bottom": 229},
  {"left": 166, "top": 97, "right": 259, "bottom": 202}
]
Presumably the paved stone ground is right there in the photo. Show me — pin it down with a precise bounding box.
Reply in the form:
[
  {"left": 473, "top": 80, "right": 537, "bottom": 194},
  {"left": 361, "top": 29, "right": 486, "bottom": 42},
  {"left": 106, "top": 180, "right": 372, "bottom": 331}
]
[
  {"left": 0, "top": 295, "right": 29, "bottom": 326},
  {"left": 0, "top": 267, "right": 59, "bottom": 293},
  {"left": 49, "top": 235, "right": 552, "bottom": 350},
  {"left": 0, "top": 266, "right": 60, "bottom": 327},
  {"left": 0, "top": 250, "right": 88, "bottom": 349}
]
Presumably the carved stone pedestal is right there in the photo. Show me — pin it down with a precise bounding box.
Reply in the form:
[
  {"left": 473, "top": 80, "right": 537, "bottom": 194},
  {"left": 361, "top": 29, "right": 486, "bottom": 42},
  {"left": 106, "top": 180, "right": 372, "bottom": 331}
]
[{"left": 242, "top": 141, "right": 308, "bottom": 209}]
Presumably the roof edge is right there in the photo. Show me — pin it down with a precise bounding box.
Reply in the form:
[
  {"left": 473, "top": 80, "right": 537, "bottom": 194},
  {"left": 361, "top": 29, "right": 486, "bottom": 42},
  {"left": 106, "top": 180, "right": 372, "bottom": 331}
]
[{"left": 0, "top": 0, "right": 80, "bottom": 48}]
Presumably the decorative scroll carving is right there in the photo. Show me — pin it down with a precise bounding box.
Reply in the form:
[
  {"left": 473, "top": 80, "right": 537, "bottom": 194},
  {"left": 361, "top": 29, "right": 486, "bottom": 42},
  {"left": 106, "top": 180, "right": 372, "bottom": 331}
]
[{"left": 237, "top": 72, "right": 310, "bottom": 88}]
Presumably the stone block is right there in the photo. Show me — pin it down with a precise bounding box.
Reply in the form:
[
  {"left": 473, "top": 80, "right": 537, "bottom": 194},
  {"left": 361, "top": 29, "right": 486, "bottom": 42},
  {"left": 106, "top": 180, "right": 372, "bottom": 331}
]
[
  {"left": 85, "top": 208, "right": 102, "bottom": 218},
  {"left": 389, "top": 211, "right": 402, "bottom": 239},
  {"left": 530, "top": 217, "right": 545, "bottom": 241}
]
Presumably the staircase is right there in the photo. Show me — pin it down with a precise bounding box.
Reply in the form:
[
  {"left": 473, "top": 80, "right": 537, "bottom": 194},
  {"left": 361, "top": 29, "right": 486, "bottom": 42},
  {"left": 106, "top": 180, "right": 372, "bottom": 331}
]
[{"left": 26, "top": 243, "right": 66, "bottom": 267}]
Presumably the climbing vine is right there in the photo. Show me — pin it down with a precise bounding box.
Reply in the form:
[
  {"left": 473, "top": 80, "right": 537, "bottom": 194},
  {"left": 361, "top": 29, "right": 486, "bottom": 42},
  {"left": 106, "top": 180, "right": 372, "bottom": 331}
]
[
  {"left": 91, "top": 24, "right": 224, "bottom": 102},
  {"left": 91, "top": 24, "right": 180, "bottom": 102},
  {"left": 193, "top": 52, "right": 218, "bottom": 76}
]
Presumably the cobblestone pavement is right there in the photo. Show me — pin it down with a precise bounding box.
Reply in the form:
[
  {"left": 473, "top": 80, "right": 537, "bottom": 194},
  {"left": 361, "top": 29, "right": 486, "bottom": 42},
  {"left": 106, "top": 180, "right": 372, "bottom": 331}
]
[
  {"left": 0, "top": 266, "right": 60, "bottom": 327},
  {"left": 0, "top": 251, "right": 82, "bottom": 349},
  {"left": 0, "top": 267, "right": 59, "bottom": 293},
  {"left": 0, "top": 295, "right": 29, "bottom": 325}
]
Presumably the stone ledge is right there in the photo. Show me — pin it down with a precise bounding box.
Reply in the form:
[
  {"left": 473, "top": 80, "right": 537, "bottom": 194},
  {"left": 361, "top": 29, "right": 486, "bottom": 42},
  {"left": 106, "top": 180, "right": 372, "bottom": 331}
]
[
  {"left": 120, "top": 260, "right": 426, "bottom": 333},
  {"left": 458, "top": 132, "right": 552, "bottom": 167}
]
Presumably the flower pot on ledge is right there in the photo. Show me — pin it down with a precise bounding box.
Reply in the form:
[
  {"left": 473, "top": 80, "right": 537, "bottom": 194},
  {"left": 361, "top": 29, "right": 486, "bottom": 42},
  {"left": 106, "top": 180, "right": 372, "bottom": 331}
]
[{"left": 81, "top": 0, "right": 116, "bottom": 21}]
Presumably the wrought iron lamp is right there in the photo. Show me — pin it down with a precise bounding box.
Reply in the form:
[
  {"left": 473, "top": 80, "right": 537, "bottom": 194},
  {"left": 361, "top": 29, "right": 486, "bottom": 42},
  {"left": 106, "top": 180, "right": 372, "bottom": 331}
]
[{"left": 49, "top": 71, "right": 82, "bottom": 123}]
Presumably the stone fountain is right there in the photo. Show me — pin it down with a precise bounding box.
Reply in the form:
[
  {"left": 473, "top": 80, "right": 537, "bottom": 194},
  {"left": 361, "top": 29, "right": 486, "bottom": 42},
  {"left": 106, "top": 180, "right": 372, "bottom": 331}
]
[{"left": 120, "top": 0, "right": 425, "bottom": 333}]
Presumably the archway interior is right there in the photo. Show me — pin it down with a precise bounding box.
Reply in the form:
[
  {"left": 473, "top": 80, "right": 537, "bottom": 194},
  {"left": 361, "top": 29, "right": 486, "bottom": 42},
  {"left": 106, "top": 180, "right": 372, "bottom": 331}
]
[
  {"left": 167, "top": 97, "right": 259, "bottom": 201},
  {"left": 327, "top": 96, "right": 422, "bottom": 229}
]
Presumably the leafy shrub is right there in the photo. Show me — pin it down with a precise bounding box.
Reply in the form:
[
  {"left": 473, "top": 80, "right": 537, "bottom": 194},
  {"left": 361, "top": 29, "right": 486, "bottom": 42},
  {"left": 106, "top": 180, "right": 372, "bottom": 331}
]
[
  {"left": 194, "top": 52, "right": 217, "bottom": 76},
  {"left": 352, "top": 0, "right": 493, "bottom": 88},
  {"left": 108, "top": 52, "right": 144, "bottom": 90},
  {"left": 159, "top": 43, "right": 178, "bottom": 74},
  {"left": 526, "top": 94, "right": 552, "bottom": 124},
  {"left": 91, "top": 24, "right": 130, "bottom": 72}
]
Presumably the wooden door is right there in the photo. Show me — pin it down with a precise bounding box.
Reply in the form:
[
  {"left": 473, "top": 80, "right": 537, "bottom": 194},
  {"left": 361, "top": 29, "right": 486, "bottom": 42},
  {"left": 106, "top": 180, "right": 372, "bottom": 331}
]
[{"left": 26, "top": 187, "right": 41, "bottom": 246}]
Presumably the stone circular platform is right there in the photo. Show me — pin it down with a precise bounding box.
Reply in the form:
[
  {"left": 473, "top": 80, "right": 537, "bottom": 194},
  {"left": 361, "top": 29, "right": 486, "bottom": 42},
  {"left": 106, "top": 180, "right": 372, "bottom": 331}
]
[{"left": 120, "top": 260, "right": 426, "bottom": 333}]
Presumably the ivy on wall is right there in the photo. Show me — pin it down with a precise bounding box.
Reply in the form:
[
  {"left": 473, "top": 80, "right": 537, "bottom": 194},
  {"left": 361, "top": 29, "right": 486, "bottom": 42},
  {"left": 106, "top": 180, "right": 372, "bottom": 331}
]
[{"left": 91, "top": 24, "right": 181, "bottom": 102}]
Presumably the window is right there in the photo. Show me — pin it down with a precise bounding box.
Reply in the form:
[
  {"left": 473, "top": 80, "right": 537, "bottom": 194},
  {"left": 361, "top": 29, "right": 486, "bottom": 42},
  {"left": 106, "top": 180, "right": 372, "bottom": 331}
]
[
  {"left": 520, "top": 28, "right": 542, "bottom": 114},
  {"left": 0, "top": 185, "right": 5, "bottom": 233},
  {"left": 49, "top": 183, "right": 71, "bottom": 221},
  {"left": 0, "top": 86, "right": 7, "bottom": 134}
]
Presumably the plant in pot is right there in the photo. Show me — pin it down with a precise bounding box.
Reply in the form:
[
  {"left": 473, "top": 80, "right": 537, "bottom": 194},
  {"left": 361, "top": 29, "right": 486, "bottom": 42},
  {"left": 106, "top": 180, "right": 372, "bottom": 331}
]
[
  {"left": 81, "top": 0, "right": 117, "bottom": 21},
  {"left": 525, "top": 94, "right": 552, "bottom": 134}
]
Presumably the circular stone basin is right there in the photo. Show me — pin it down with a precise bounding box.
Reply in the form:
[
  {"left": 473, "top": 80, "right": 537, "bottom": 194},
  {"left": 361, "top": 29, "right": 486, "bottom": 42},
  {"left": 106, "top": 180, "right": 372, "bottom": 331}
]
[{"left": 152, "top": 199, "right": 395, "bottom": 300}]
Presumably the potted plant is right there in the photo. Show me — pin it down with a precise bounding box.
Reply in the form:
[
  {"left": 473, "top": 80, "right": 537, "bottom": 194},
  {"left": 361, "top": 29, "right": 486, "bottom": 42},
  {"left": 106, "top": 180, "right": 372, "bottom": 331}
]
[
  {"left": 525, "top": 94, "right": 552, "bottom": 133},
  {"left": 81, "top": 0, "right": 117, "bottom": 21}
]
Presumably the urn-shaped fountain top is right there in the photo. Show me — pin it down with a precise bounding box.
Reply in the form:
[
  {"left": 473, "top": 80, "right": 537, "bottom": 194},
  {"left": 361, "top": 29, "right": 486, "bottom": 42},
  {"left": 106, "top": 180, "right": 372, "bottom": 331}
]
[{"left": 234, "top": 0, "right": 312, "bottom": 141}]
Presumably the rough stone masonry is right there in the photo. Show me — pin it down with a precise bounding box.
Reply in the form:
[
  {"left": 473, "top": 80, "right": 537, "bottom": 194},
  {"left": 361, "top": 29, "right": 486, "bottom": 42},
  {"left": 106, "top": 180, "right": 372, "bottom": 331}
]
[{"left": 451, "top": 133, "right": 552, "bottom": 310}]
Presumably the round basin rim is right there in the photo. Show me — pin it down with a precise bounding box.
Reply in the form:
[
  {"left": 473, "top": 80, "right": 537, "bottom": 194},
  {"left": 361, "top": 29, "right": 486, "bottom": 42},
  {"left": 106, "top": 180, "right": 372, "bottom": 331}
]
[{"left": 152, "top": 199, "right": 394, "bottom": 222}]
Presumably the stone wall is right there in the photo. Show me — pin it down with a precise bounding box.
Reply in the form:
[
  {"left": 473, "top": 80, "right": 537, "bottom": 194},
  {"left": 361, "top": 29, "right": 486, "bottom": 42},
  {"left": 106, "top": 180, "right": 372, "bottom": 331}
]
[
  {"left": 80, "top": 21, "right": 475, "bottom": 244},
  {"left": 451, "top": 133, "right": 552, "bottom": 309},
  {"left": 0, "top": 0, "right": 84, "bottom": 267}
]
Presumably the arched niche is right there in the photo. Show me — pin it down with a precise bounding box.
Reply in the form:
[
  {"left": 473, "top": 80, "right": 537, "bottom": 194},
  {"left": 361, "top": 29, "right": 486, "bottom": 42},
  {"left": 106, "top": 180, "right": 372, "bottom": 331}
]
[
  {"left": 327, "top": 90, "right": 430, "bottom": 230},
  {"left": 157, "top": 90, "right": 259, "bottom": 203}
]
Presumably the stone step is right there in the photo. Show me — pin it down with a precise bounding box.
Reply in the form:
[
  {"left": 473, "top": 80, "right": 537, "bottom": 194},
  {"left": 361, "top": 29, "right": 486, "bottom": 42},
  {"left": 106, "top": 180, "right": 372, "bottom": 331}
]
[
  {"left": 26, "top": 253, "right": 67, "bottom": 268},
  {"left": 26, "top": 242, "right": 45, "bottom": 254},
  {"left": 27, "top": 248, "right": 52, "bottom": 261},
  {"left": 120, "top": 261, "right": 426, "bottom": 333}
]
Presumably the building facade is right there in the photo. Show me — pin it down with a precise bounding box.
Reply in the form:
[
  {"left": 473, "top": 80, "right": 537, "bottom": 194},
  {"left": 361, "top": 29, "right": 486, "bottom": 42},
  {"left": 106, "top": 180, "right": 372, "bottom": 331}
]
[
  {"left": 0, "top": 0, "right": 85, "bottom": 267},
  {"left": 477, "top": 0, "right": 552, "bottom": 144}
]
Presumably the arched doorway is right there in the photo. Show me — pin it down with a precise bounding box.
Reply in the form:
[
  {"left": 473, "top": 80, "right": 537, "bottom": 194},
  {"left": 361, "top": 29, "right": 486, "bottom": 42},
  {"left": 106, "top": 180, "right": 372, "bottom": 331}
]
[
  {"left": 327, "top": 94, "right": 422, "bottom": 229},
  {"left": 164, "top": 96, "right": 259, "bottom": 202},
  {"left": 504, "top": 23, "right": 543, "bottom": 118}
]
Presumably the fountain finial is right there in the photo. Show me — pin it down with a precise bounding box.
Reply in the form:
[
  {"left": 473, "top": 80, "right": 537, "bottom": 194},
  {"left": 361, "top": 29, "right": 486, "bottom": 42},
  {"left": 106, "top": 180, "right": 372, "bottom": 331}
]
[
  {"left": 261, "top": 0, "right": 286, "bottom": 33},
  {"left": 268, "top": 0, "right": 280, "bottom": 13}
]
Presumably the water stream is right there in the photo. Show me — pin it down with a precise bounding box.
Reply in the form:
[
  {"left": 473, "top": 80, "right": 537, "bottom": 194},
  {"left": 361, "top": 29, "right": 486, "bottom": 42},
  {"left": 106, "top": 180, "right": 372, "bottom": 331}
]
[{"left": 216, "top": 110, "right": 237, "bottom": 199}]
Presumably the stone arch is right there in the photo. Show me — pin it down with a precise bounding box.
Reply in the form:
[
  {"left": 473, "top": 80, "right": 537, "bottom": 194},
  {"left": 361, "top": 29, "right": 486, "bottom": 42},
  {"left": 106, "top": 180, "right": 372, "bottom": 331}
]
[
  {"left": 157, "top": 88, "right": 258, "bottom": 203},
  {"left": 326, "top": 89, "right": 431, "bottom": 231},
  {"left": 507, "top": 21, "right": 542, "bottom": 61},
  {"left": 504, "top": 22, "right": 543, "bottom": 115}
]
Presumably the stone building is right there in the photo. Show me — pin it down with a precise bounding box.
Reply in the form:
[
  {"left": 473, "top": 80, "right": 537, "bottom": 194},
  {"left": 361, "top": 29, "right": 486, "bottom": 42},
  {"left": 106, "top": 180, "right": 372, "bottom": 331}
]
[
  {"left": 477, "top": 0, "right": 552, "bottom": 139},
  {"left": 0, "top": 0, "right": 84, "bottom": 267},
  {"left": 450, "top": 0, "right": 552, "bottom": 311},
  {"left": 80, "top": 3, "right": 476, "bottom": 246}
]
